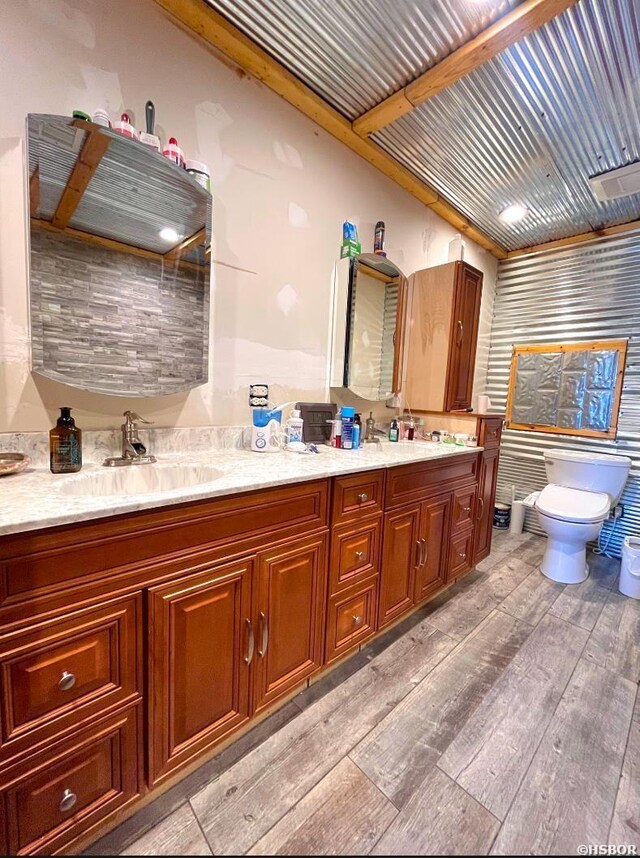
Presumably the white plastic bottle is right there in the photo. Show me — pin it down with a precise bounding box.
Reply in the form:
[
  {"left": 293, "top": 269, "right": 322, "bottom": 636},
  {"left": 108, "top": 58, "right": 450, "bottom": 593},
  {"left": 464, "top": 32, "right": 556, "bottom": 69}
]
[{"left": 286, "top": 409, "right": 304, "bottom": 445}]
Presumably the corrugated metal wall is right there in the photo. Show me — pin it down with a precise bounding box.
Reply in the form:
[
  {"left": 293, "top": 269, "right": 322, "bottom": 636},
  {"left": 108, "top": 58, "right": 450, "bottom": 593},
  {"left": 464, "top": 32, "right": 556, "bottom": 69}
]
[{"left": 487, "top": 228, "right": 640, "bottom": 556}]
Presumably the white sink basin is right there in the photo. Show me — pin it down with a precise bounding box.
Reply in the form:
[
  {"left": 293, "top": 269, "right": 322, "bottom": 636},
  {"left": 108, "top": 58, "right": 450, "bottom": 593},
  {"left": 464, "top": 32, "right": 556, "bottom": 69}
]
[{"left": 58, "top": 464, "right": 224, "bottom": 497}]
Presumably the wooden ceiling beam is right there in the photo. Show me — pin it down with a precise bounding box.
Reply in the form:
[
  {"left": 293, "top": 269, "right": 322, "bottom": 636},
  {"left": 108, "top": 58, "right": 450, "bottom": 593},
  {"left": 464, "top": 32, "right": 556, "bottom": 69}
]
[
  {"left": 506, "top": 218, "right": 640, "bottom": 258},
  {"left": 353, "top": 0, "right": 579, "bottom": 137},
  {"left": 152, "top": 0, "right": 507, "bottom": 259},
  {"left": 51, "top": 127, "right": 111, "bottom": 229}
]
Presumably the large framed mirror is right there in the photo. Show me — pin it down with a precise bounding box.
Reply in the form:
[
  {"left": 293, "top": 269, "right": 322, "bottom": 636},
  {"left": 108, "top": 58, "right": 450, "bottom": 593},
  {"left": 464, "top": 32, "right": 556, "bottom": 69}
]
[
  {"left": 330, "top": 253, "right": 407, "bottom": 400},
  {"left": 27, "top": 113, "right": 212, "bottom": 397}
]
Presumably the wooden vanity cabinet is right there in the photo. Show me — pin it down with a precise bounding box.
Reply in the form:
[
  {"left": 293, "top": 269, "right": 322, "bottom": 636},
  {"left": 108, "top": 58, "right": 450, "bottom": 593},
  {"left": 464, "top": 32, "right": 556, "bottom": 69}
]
[
  {"left": 379, "top": 493, "right": 451, "bottom": 629},
  {"left": 0, "top": 455, "right": 496, "bottom": 854},
  {"left": 325, "top": 472, "right": 384, "bottom": 664},
  {"left": 148, "top": 557, "right": 253, "bottom": 786},
  {"left": 253, "top": 533, "right": 327, "bottom": 714},
  {"left": 415, "top": 494, "right": 451, "bottom": 601},
  {"left": 405, "top": 261, "right": 483, "bottom": 412},
  {"left": 379, "top": 504, "right": 420, "bottom": 628},
  {"left": 379, "top": 453, "right": 480, "bottom": 629}
]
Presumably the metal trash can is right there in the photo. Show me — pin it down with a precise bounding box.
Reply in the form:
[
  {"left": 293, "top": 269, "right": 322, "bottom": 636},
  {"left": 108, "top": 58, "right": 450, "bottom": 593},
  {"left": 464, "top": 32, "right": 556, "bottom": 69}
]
[
  {"left": 493, "top": 502, "right": 511, "bottom": 529},
  {"left": 620, "top": 536, "right": 640, "bottom": 600}
]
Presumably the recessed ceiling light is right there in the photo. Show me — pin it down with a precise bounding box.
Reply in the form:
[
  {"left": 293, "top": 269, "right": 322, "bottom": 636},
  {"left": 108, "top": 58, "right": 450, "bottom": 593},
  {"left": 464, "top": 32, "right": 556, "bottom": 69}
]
[
  {"left": 159, "top": 227, "right": 180, "bottom": 242},
  {"left": 498, "top": 204, "right": 529, "bottom": 224}
]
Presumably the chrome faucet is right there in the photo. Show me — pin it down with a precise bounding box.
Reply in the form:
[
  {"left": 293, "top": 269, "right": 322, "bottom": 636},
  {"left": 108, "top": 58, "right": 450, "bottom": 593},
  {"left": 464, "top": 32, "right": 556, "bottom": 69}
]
[{"left": 103, "top": 411, "right": 157, "bottom": 467}]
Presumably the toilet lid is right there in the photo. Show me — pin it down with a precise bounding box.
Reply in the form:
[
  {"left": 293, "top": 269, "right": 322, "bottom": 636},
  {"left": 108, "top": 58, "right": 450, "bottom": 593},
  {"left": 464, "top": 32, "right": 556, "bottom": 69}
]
[{"left": 535, "top": 484, "right": 610, "bottom": 523}]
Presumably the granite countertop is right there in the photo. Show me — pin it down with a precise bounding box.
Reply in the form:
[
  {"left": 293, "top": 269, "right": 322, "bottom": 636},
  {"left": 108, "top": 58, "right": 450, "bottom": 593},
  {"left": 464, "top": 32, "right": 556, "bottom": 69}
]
[{"left": 0, "top": 440, "right": 482, "bottom": 536}]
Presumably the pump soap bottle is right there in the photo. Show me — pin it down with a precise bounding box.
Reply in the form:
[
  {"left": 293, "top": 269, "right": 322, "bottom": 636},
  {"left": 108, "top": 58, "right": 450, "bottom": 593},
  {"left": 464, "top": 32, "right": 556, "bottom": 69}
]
[{"left": 50, "top": 407, "right": 82, "bottom": 473}]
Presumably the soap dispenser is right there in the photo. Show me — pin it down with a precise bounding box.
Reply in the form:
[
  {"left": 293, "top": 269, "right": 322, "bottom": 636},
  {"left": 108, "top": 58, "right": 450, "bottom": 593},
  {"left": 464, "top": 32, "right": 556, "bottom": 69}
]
[{"left": 49, "top": 407, "right": 82, "bottom": 473}]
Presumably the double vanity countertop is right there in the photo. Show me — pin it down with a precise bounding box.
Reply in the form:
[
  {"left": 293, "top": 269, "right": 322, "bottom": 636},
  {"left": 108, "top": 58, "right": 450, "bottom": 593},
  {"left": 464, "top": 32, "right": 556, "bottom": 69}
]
[{"left": 0, "top": 440, "right": 483, "bottom": 537}]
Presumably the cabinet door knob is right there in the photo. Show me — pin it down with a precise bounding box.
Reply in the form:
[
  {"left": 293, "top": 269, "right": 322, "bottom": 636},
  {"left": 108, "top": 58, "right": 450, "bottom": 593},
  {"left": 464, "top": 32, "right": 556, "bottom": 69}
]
[
  {"left": 59, "top": 789, "right": 77, "bottom": 813},
  {"left": 258, "top": 611, "right": 269, "bottom": 658},
  {"left": 357, "top": 492, "right": 369, "bottom": 503},
  {"left": 352, "top": 615, "right": 363, "bottom": 625},
  {"left": 58, "top": 671, "right": 76, "bottom": 692},
  {"left": 244, "top": 618, "right": 255, "bottom": 665},
  {"left": 462, "top": 506, "right": 471, "bottom": 514},
  {"left": 355, "top": 550, "right": 364, "bottom": 561},
  {"left": 459, "top": 552, "right": 467, "bottom": 561}
]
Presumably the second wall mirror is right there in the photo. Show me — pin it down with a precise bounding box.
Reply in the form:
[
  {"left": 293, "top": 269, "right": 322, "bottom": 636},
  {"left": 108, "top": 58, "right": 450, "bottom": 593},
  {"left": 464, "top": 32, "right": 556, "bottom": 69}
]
[{"left": 331, "top": 253, "right": 407, "bottom": 401}]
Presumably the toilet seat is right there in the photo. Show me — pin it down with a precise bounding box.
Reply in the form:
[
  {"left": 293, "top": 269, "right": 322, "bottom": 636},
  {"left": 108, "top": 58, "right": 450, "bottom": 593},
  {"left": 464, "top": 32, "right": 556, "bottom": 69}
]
[{"left": 535, "top": 483, "right": 610, "bottom": 524}]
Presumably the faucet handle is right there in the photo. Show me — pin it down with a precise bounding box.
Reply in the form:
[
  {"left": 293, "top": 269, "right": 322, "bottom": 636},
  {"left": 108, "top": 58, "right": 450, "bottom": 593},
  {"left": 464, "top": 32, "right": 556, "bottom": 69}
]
[{"left": 123, "top": 410, "right": 153, "bottom": 425}]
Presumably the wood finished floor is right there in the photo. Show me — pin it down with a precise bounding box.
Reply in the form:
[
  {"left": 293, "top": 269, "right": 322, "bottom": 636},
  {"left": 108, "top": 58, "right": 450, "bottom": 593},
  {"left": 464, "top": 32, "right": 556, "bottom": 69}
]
[{"left": 88, "top": 532, "right": 640, "bottom": 857}]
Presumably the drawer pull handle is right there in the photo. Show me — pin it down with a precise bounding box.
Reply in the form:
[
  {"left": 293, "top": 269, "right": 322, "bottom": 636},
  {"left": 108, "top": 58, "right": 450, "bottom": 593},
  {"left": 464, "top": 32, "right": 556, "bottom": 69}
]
[
  {"left": 352, "top": 615, "right": 363, "bottom": 625},
  {"left": 415, "top": 539, "right": 422, "bottom": 568},
  {"left": 58, "top": 671, "right": 76, "bottom": 692},
  {"left": 477, "top": 497, "right": 484, "bottom": 520},
  {"left": 420, "top": 538, "right": 428, "bottom": 567},
  {"left": 355, "top": 550, "right": 364, "bottom": 561},
  {"left": 244, "top": 618, "right": 255, "bottom": 665},
  {"left": 357, "top": 492, "right": 369, "bottom": 503},
  {"left": 258, "top": 611, "right": 269, "bottom": 658},
  {"left": 59, "top": 789, "right": 77, "bottom": 813},
  {"left": 457, "top": 320, "right": 464, "bottom": 346}
]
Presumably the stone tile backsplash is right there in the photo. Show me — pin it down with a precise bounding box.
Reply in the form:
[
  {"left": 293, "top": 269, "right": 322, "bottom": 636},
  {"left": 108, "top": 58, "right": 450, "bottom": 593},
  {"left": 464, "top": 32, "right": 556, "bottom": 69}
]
[{"left": 0, "top": 425, "right": 247, "bottom": 468}]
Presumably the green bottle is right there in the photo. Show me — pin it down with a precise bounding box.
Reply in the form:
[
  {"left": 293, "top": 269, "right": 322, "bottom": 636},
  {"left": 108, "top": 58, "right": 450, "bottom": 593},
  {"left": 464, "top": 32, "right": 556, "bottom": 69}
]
[
  {"left": 50, "top": 407, "right": 82, "bottom": 473},
  {"left": 389, "top": 417, "right": 399, "bottom": 442}
]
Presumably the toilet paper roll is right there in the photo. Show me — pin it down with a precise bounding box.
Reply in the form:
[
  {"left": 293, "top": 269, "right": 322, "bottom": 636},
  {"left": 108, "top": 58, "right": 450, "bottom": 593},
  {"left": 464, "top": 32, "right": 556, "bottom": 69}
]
[
  {"left": 478, "top": 394, "right": 492, "bottom": 413},
  {"left": 509, "top": 500, "right": 526, "bottom": 535}
]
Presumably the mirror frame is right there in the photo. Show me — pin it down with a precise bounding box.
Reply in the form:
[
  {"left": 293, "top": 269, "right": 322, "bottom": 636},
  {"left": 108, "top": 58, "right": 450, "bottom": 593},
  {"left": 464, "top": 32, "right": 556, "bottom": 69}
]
[{"left": 330, "top": 253, "right": 407, "bottom": 401}]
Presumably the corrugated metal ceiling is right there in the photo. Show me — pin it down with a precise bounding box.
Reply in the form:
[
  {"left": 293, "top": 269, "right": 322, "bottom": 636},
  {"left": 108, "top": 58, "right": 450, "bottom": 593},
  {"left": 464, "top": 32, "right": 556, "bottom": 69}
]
[
  {"left": 375, "top": 0, "right": 640, "bottom": 250},
  {"left": 206, "top": 0, "right": 640, "bottom": 251},
  {"left": 206, "top": 0, "right": 518, "bottom": 118}
]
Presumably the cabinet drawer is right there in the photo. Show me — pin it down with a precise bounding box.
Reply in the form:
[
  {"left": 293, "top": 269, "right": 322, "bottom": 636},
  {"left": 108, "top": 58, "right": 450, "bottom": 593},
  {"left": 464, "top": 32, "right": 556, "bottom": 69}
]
[
  {"left": 451, "top": 487, "right": 476, "bottom": 533},
  {"left": 479, "top": 418, "right": 503, "bottom": 450},
  {"left": 326, "top": 578, "right": 377, "bottom": 664},
  {"left": 329, "top": 516, "right": 381, "bottom": 594},
  {"left": 386, "top": 454, "right": 479, "bottom": 508},
  {"left": 0, "top": 595, "right": 140, "bottom": 764},
  {"left": 449, "top": 530, "right": 474, "bottom": 580},
  {"left": 332, "top": 471, "right": 384, "bottom": 525},
  {"left": 0, "top": 704, "right": 141, "bottom": 856}
]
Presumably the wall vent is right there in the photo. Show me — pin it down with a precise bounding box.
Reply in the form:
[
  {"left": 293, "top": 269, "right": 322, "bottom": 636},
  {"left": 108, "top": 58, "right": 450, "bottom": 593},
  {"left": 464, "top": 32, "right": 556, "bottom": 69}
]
[{"left": 590, "top": 162, "right": 640, "bottom": 201}]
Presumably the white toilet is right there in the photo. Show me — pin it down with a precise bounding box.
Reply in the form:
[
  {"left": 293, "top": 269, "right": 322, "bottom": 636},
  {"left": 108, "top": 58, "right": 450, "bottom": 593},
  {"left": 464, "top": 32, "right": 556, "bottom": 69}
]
[{"left": 535, "top": 449, "right": 631, "bottom": 584}]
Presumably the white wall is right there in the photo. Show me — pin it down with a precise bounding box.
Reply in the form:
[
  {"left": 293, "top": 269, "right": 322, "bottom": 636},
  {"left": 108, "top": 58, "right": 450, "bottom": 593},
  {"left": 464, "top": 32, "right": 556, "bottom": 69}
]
[{"left": 0, "top": 0, "right": 497, "bottom": 432}]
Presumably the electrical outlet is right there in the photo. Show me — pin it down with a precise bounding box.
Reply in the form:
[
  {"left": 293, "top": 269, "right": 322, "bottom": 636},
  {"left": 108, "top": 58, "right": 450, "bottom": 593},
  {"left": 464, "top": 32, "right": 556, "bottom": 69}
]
[{"left": 610, "top": 504, "right": 624, "bottom": 519}]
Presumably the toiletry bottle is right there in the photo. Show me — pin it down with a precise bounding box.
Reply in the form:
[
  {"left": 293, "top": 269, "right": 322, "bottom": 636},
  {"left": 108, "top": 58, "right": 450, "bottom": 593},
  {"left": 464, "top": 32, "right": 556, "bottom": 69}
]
[
  {"left": 334, "top": 411, "right": 342, "bottom": 449},
  {"left": 286, "top": 408, "right": 304, "bottom": 445},
  {"left": 353, "top": 413, "right": 362, "bottom": 448},
  {"left": 406, "top": 417, "right": 415, "bottom": 441},
  {"left": 341, "top": 406, "right": 355, "bottom": 450},
  {"left": 365, "top": 411, "right": 375, "bottom": 442},
  {"left": 374, "top": 221, "right": 386, "bottom": 256},
  {"left": 389, "top": 417, "right": 399, "bottom": 443},
  {"left": 50, "top": 407, "right": 82, "bottom": 473}
]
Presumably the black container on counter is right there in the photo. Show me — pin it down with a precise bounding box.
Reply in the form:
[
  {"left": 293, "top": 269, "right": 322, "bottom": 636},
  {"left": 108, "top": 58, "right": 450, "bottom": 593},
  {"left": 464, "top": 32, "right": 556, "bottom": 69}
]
[{"left": 50, "top": 407, "right": 82, "bottom": 473}]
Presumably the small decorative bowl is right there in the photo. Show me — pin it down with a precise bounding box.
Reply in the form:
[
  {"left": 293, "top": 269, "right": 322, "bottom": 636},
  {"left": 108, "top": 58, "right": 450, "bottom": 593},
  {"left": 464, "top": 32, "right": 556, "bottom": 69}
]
[{"left": 0, "top": 453, "right": 31, "bottom": 476}]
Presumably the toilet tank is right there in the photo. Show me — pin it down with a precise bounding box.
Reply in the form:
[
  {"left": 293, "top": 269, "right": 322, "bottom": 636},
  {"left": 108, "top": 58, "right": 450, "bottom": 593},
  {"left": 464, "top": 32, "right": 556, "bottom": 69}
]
[{"left": 544, "top": 449, "right": 631, "bottom": 504}]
